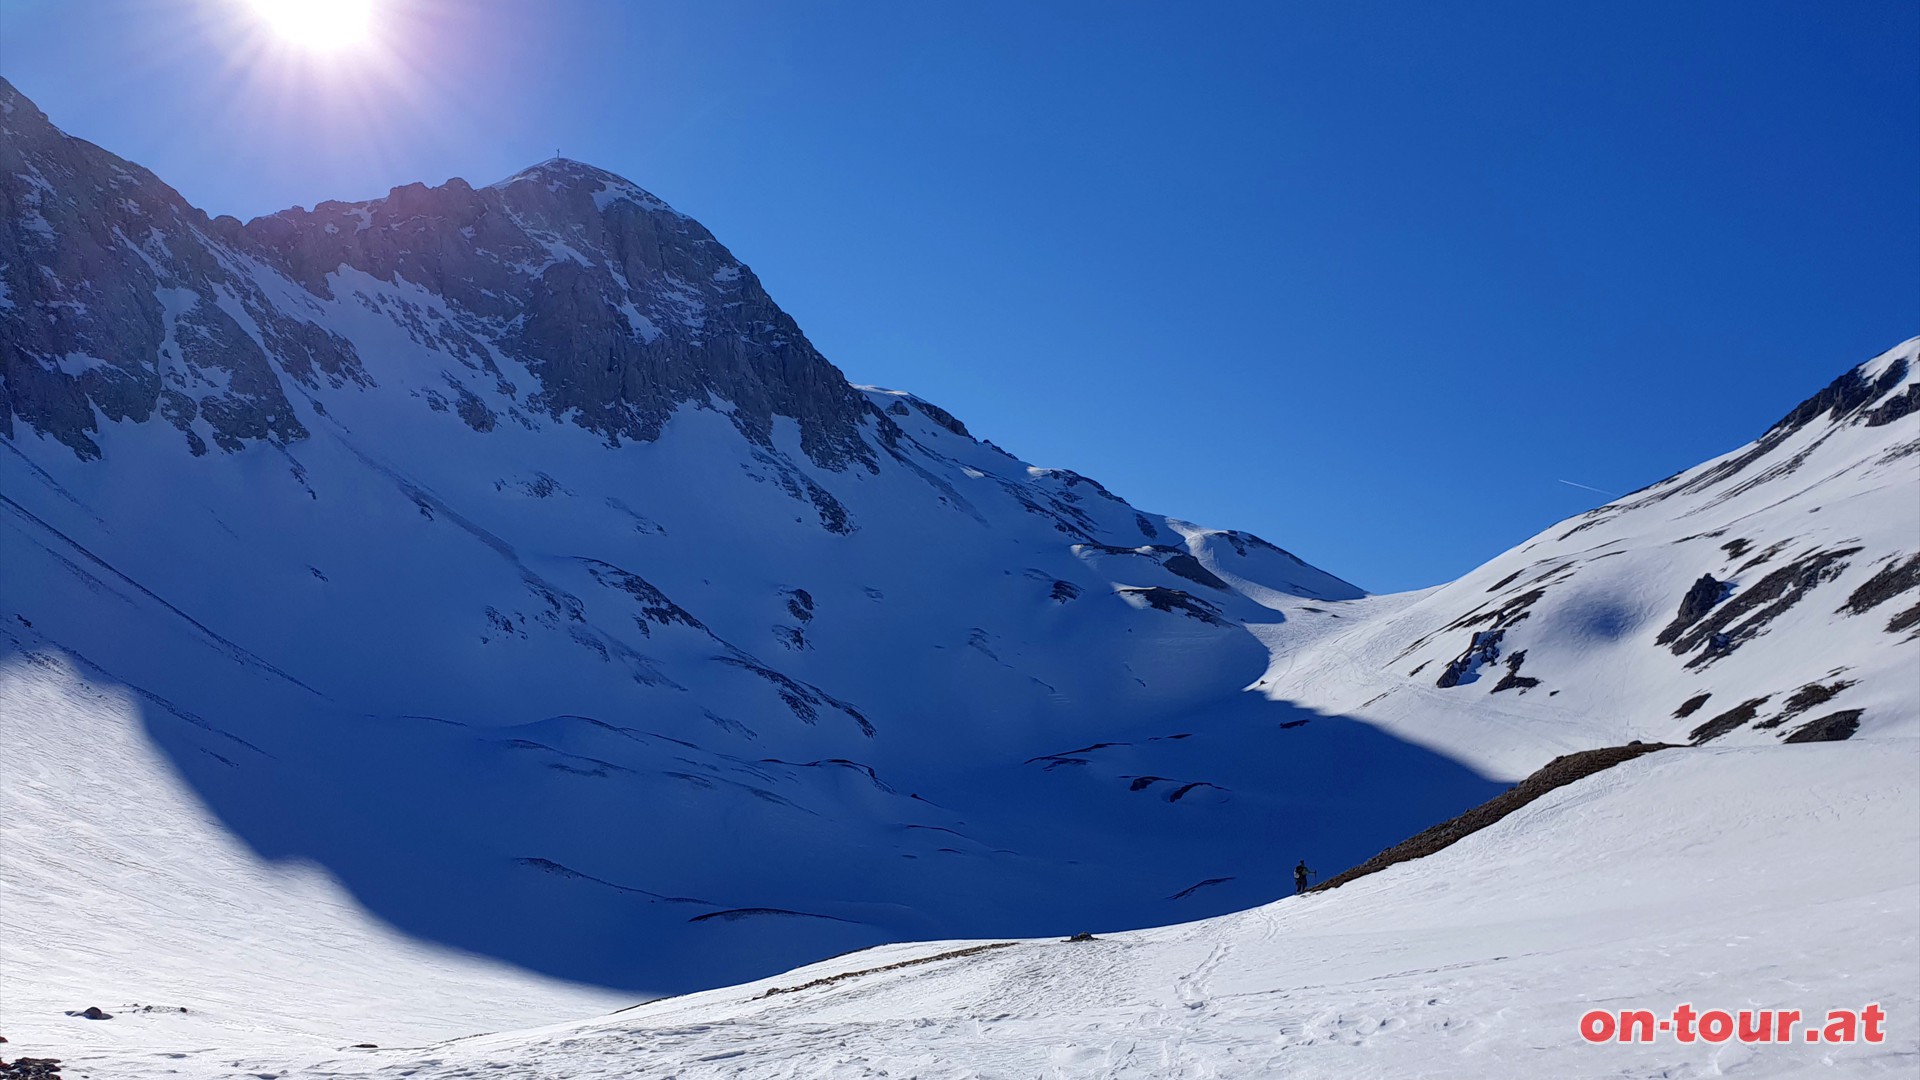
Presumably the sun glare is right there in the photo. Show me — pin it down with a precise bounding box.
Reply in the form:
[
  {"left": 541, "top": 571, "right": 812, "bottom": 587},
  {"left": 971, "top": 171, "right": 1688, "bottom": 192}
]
[{"left": 244, "top": 0, "right": 376, "bottom": 53}]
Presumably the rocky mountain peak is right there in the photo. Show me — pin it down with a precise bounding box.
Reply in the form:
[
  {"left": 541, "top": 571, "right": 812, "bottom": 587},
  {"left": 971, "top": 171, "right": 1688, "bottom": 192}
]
[
  {"left": 488, "top": 156, "right": 683, "bottom": 216},
  {"left": 3, "top": 81, "right": 874, "bottom": 469}
]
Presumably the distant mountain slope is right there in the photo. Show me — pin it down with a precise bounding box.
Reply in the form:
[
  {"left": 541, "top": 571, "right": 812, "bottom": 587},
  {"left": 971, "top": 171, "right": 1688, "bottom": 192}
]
[
  {"left": 4, "top": 75, "right": 1463, "bottom": 998},
  {"left": 1261, "top": 337, "right": 1919, "bottom": 777}
]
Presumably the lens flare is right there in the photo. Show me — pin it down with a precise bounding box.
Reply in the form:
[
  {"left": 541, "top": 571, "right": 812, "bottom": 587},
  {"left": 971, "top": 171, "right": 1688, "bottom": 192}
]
[{"left": 244, "top": 0, "right": 376, "bottom": 53}]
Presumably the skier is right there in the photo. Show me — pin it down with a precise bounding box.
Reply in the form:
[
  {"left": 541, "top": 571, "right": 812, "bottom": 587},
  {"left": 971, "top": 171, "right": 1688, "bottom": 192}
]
[{"left": 1294, "top": 859, "right": 1314, "bottom": 895}]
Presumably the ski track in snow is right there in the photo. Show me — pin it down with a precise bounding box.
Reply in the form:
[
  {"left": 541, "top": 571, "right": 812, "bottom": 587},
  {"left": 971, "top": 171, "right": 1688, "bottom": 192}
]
[{"left": 24, "top": 738, "right": 1903, "bottom": 1079}]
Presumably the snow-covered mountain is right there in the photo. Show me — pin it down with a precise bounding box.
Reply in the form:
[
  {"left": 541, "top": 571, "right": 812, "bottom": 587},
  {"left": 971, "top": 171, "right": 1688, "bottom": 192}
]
[
  {"left": 1257, "top": 339, "right": 1920, "bottom": 777},
  {"left": 3, "top": 72, "right": 1917, "bottom": 1076},
  {"left": 1, "top": 74, "right": 1475, "bottom": 997}
]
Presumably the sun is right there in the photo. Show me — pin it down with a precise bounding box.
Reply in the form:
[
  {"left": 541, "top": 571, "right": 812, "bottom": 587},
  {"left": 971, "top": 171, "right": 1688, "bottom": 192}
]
[{"left": 243, "top": 0, "right": 377, "bottom": 53}]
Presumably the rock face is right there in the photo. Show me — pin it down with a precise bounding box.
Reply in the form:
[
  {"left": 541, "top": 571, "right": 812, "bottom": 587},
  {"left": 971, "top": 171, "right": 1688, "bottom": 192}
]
[
  {"left": 2, "top": 77, "right": 869, "bottom": 470},
  {"left": 1656, "top": 574, "right": 1723, "bottom": 645},
  {"left": 2, "top": 78, "right": 1383, "bottom": 994},
  {"left": 1, "top": 81, "right": 354, "bottom": 458},
  {"left": 241, "top": 159, "right": 876, "bottom": 469}
]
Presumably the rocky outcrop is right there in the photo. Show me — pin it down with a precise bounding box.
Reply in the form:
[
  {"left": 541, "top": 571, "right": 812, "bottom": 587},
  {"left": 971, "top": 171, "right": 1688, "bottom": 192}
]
[
  {"left": 1, "top": 78, "right": 357, "bottom": 459},
  {"left": 1666, "top": 547, "right": 1862, "bottom": 666},
  {"left": 1782, "top": 709, "right": 1862, "bottom": 743},
  {"left": 1436, "top": 628, "right": 1504, "bottom": 688},
  {"left": 1311, "top": 742, "right": 1679, "bottom": 894},
  {"left": 242, "top": 159, "right": 876, "bottom": 469},
  {"left": 1655, "top": 573, "right": 1724, "bottom": 645},
  {"left": 3, "top": 78, "right": 876, "bottom": 471},
  {"left": 1690, "top": 696, "right": 1770, "bottom": 744}
]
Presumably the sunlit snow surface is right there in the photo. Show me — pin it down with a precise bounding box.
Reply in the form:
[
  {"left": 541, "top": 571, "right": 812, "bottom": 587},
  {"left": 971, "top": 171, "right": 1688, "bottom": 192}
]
[
  {"left": 9, "top": 657, "right": 1914, "bottom": 1077},
  {"left": 5, "top": 328, "right": 1916, "bottom": 1074},
  {"left": 3, "top": 70, "right": 1916, "bottom": 1073}
]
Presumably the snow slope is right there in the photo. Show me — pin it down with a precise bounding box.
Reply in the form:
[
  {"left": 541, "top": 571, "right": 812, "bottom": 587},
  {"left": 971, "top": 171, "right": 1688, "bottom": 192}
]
[
  {"left": 2, "top": 75, "right": 1489, "bottom": 998},
  {"left": 0, "top": 657, "right": 630, "bottom": 1060},
  {"left": 4, "top": 72, "right": 1918, "bottom": 1077},
  {"left": 1258, "top": 337, "right": 1920, "bottom": 778},
  {"left": 25, "top": 737, "right": 1913, "bottom": 1078}
]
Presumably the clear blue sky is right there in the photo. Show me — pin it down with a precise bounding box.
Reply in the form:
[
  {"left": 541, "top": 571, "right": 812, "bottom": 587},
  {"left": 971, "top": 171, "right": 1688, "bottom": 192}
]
[{"left": 4, "top": 0, "right": 1915, "bottom": 591}]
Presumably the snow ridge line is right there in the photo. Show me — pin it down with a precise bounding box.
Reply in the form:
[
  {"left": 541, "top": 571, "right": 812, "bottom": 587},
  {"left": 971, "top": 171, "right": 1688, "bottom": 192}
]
[
  {"left": 756, "top": 941, "right": 1021, "bottom": 998},
  {"left": 1311, "top": 742, "right": 1680, "bottom": 893}
]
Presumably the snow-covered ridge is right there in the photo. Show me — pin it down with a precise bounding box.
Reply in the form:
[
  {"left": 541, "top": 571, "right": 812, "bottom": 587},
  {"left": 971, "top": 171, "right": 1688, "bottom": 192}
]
[
  {"left": 2, "top": 75, "right": 1402, "bottom": 996},
  {"left": 1261, "top": 336, "right": 1919, "bottom": 778},
  {"left": 2, "top": 69, "right": 1916, "bottom": 1076}
]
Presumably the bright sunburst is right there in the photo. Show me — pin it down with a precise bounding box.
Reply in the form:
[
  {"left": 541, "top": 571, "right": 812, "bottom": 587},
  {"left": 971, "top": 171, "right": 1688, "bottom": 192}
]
[{"left": 243, "top": 0, "right": 376, "bottom": 53}]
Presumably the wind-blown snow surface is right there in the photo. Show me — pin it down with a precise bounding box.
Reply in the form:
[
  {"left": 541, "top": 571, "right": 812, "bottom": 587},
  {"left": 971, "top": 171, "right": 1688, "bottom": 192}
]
[{"left": 21, "top": 736, "right": 1917, "bottom": 1079}]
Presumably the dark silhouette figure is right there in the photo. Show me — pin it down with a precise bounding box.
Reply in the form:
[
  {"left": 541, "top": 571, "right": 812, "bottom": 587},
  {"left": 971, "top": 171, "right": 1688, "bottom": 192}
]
[{"left": 1294, "top": 860, "right": 1314, "bottom": 894}]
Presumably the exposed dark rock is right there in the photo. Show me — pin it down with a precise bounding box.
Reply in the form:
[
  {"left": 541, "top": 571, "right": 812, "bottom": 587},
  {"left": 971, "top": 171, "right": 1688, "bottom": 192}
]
[
  {"left": 65, "top": 1007, "right": 111, "bottom": 1020},
  {"left": 1782, "top": 709, "right": 1863, "bottom": 743},
  {"left": 1756, "top": 680, "right": 1856, "bottom": 729},
  {"left": 756, "top": 941, "right": 1017, "bottom": 998},
  {"left": 1486, "top": 569, "right": 1525, "bottom": 592},
  {"left": 1838, "top": 553, "right": 1920, "bottom": 617},
  {"left": 1768, "top": 357, "right": 1909, "bottom": 434},
  {"left": 1312, "top": 743, "right": 1678, "bottom": 893},
  {"left": 1889, "top": 602, "right": 1920, "bottom": 635},
  {"left": 3, "top": 78, "right": 877, "bottom": 473},
  {"left": 1436, "top": 629, "right": 1504, "bottom": 688},
  {"left": 1689, "top": 696, "right": 1770, "bottom": 744},
  {"left": 1863, "top": 383, "right": 1919, "bottom": 426},
  {"left": 1216, "top": 529, "right": 1307, "bottom": 567},
  {"left": 1442, "top": 588, "right": 1546, "bottom": 635},
  {"left": 1048, "top": 580, "right": 1081, "bottom": 603},
  {"left": 1065, "top": 931, "right": 1099, "bottom": 942},
  {"left": 1734, "top": 540, "right": 1789, "bottom": 575},
  {"left": 579, "top": 560, "right": 704, "bottom": 632},
  {"left": 1668, "top": 547, "right": 1861, "bottom": 667},
  {"left": 1618, "top": 358, "right": 1911, "bottom": 506},
  {"left": 1720, "top": 538, "right": 1752, "bottom": 559},
  {"left": 1672, "top": 693, "right": 1712, "bottom": 719},
  {"left": 0, "top": 1056, "right": 63, "bottom": 1079},
  {"left": 1162, "top": 553, "right": 1231, "bottom": 591},
  {"left": 2, "top": 79, "right": 341, "bottom": 459},
  {"left": 1654, "top": 574, "right": 1724, "bottom": 645},
  {"left": 1116, "top": 587, "right": 1226, "bottom": 625},
  {"left": 901, "top": 395, "right": 970, "bottom": 438},
  {"left": 1489, "top": 649, "right": 1541, "bottom": 693},
  {"left": 783, "top": 587, "right": 815, "bottom": 623},
  {"left": 714, "top": 657, "right": 875, "bottom": 736}
]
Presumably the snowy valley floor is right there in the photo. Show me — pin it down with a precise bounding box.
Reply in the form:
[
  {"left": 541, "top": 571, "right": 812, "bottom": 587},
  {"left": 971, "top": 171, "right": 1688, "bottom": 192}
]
[{"left": 6, "top": 657, "right": 1915, "bottom": 1079}]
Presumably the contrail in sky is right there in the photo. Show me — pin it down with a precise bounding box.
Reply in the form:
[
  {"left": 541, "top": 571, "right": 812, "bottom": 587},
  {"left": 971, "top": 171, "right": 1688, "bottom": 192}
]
[{"left": 1557, "top": 479, "right": 1621, "bottom": 498}]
